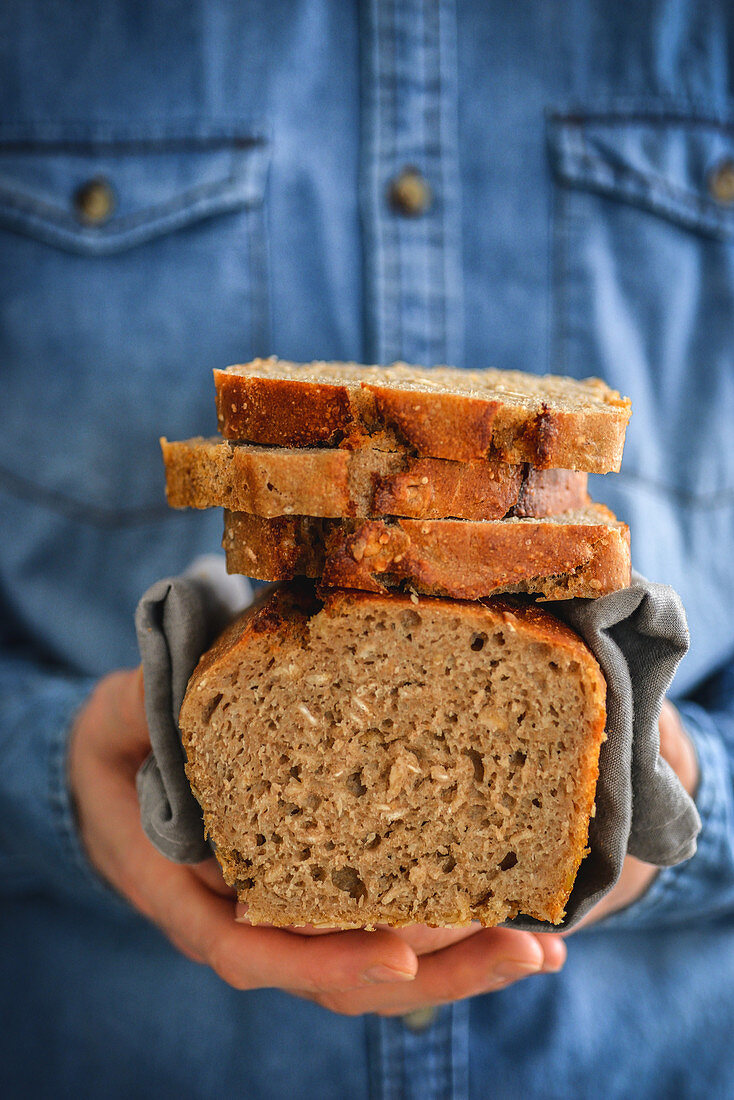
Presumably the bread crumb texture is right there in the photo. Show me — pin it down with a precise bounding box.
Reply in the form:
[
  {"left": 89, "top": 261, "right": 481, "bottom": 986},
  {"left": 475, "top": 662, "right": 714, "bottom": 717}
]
[{"left": 179, "top": 584, "right": 606, "bottom": 927}]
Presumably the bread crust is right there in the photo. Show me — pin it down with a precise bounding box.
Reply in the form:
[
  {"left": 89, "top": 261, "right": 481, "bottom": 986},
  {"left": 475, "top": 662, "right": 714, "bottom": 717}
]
[
  {"left": 179, "top": 584, "right": 607, "bottom": 927},
  {"left": 184, "top": 582, "right": 320, "bottom": 698},
  {"left": 222, "top": 505, "right": 631, "bottom": 601},
  {"left": 214, "top": 359, "right": 631, "bottom": 472},
  {"left": 161, "top": 436, "right": 589, "bottom": 521},
  {"left": 364, "top": 384, "right": 500, "bottom": 462},
  {"left": 215, "top": 374, "right": 358, "bottom": 447}
]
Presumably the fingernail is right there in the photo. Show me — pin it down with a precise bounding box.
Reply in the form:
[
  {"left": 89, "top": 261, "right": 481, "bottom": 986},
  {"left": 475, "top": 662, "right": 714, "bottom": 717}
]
[
  {"left": 361, "top": 963, "right": 416, "bottom": 985},
  {"left": 234, "top": 903, "right": 249, "bottom": 923},
  {"left": 541, "top": 938, "right": 568, "bottom": 973},
  {"left": 542, "top": 950, "right": 567, "bottom": 974},
  {"left": 542, "top": 957, "right": 566, "bottom": 974},
  {"left": 493, "top": 958, "right": 543, "bottom": 982}
]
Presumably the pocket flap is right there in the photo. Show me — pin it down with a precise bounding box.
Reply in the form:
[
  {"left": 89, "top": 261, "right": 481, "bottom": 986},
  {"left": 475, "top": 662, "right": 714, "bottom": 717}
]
[
  {"left": 0, "top": 121, "right": 269, "bottom": 255},
  {"left": 549, "top": 111, "right": 734, "bottom": 239}
]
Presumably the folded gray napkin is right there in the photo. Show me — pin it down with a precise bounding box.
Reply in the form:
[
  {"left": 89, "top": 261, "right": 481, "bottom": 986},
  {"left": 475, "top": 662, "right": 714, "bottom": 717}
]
[
  {"left": 135, "top": 556, "right": 253, "bottom": 864},
  {"left": 135, "top": 557, "right": 700, "bottom": 931}
]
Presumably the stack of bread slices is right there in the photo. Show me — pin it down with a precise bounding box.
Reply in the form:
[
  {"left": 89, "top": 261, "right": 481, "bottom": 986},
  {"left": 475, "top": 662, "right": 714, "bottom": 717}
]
[{"left": 164, "top": 359, "right": 632, "bottom": 928}]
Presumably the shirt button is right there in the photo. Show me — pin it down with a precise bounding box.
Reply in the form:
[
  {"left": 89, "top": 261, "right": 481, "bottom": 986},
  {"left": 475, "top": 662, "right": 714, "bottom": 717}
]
[
  {"left": 708, "top": 159, "right": 734, "bottom": 205},
  {"left": 402, "top": 1006, "right": 438, "bottom": 1032},
  {"left": 74, "top": 177, "right": 116, "bottom": 225},
  {"left": 388, "top": 168, "right": 432, "bottom": 217}
]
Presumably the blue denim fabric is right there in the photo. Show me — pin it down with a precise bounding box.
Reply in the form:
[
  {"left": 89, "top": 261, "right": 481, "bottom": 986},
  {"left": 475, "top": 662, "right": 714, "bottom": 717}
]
[{"left": 2, "top": 2, "right": 734, "bottom": 1097}]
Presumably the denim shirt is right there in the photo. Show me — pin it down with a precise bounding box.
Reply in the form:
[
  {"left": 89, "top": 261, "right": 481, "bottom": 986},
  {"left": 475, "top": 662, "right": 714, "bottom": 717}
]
[{"left": 2, "top": 3, "right": 734, "bottom": 1098}]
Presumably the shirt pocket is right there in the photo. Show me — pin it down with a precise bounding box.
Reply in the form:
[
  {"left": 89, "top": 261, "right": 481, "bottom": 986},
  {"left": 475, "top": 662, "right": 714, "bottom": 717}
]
[
  {"left": 0, "top": 121, "right": 270, "bottom": 523},
  {"left": 548, "top": 110, "right": 734, "bottom": 504}
]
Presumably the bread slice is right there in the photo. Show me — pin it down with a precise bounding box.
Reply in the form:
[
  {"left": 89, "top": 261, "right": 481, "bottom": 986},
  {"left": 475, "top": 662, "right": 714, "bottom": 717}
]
[
  {"left": 161, "top": 436, "right": 589, "bottom": 521},
  {"left": 222, "top": 504, "right": 631, "bottom": 601},
  {"left": 179, "top": 583, "right": 607, "bottom": 927},
  {"left": 214, "top": 358, "right": 631, "bottom": 472}
]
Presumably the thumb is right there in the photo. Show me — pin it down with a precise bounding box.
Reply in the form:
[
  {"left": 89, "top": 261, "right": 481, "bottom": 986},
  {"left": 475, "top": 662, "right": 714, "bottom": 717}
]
[
  {"left": 78, "top": 667, "right": 151, "bottom": 765},
  {"left": 115, "top": 666, "right": 152, "bottom": 761}
]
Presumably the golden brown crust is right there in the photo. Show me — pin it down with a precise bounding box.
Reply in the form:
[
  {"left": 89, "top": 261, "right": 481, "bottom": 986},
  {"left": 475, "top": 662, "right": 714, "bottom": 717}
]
[
  {"left": 215, "top": 372, "right": 358, "bottom": 446},
  {"left": 162, "top": 436, "right": 590, "bottom": 521},
  {"left": 213, "top": 360, "right": 632, "bottom": 472},
  {"left": 492, "top": 406, "right": 628, "bottom": 471},
  {"left": 371, "top": 455, "right": 523, "bottom": 518},
  {"left": 222, "top": 506, "right": 631, "bottom": 601},
  {"left": 513, "top": 466, "right": 590, "bottom": 518},
  {"left": 222, "top": 513, "right": 328, "bottom": 578},
  {"left": 161, "top": 437, "right": 353, "bottom": 517},
  {"left": 188, "top": 585, "right": 605, "bottom": 696},
  {"left": 181, "top": 582, "right": 319, "bottom": 690},
  {"left": 365, "top": 384, "right": 500, "bottom": 461}
]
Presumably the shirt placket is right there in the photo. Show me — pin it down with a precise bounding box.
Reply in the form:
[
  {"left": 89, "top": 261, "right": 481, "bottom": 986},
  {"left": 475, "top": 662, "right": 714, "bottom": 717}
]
[
  {"left": 360, "top": 2, "right": 468, "bottom": 1096},
  {"left": 368, "top": 1001, "right": 470, "bottom": 1100},
  {"left": 360, "top": 0, "right": 464, "bottom": 368}
]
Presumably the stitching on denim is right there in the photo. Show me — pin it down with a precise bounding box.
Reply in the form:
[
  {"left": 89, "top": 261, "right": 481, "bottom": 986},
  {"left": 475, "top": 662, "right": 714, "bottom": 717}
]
[
  {"left": 551, "top": 119, "right": 734, "bottom": 239},
  {"left": 548, "top": 137, "right": 564, "bottom": 375},
  {"left": 0, "top": 175, "right": 258, "bottom": 240},
  {"left": 0, "top": 136, "right": 264, "bottom": 155},
  {"left": 47, "top": 686, "right": 123, "bottom": 905},
  {"left": 379, "top": 1017, "right": 401, "bottom": 1100},
  {"left": 436, "top": 0, "right": 449, "bottom": 365},
  {"left": 0, "top": 119, "right": 268, "bottom": 143},
  {"left": 544, "top": 119, "right": 555, "bottom": 377},
  {"left": 225, "top": 126, "right": 270, "bottom": 355},
  {"left": 422, "top": 0, "right": 436, "bottom": 364},
  {"left": 357, "top": 0, "right": 374, "bottom": 361},
  {"left": 553, "top": 165, "right": 574, "bottom": 377},
  {"left": 426, "top": 1011, "right": 439, "bottom": 1095},
  {"left": 571, "top": 146, "right": 732, "bottom": 227},
  {"left": 245, "top": 191, "right": 272, "bottom": 357},
  {"left": 363, "top": 0, "right": 461, "bottom": 367},
  {"left": 552, "top": 107, "right": 734, "bottom": 131},
  {"left": 451, "top": 1001, "right": 470, "bottom": 1098},
  {"left": 387, "top": 0, "right": 402, "bottom": 362},
  {"left": 0, "top": 463, "right": 173, "bottom": 527},
  {"left": 365, "top": 0, "right": 393, "bottom": 364}
]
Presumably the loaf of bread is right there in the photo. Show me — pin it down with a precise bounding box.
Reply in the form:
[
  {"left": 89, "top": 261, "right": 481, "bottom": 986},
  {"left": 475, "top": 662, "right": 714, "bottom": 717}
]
[
  {"left": 222, "top": 504, "right": 631, "bottom": 601},
  {"left": 179, "top": 583, "right": 607, "bottom": 927},
  {"left": 161, "top": 436, "right": 589, "bottom": 521},
  {"left": 214, "top": 358, "right": 631, "bottom": 471}
]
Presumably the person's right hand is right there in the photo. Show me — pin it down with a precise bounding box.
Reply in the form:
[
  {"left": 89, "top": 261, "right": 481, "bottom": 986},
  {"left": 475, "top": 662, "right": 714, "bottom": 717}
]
[{"left": 68, "top": 667, "right": 565, "bottom": 1016}]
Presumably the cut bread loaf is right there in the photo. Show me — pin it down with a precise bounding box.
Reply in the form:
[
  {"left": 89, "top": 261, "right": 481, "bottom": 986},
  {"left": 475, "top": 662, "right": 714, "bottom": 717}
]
[
  {"left": 161, "top": 436, "right": 589, "bottom": 521},
  {"left": 214, "top": 358, "right": 631, "bottom": 471},
  {"left": 222, "top": 504, "right": 631, "bottom": 601},
  {"left": 178, "top": 583, "right": 607, "bottom": 927}
]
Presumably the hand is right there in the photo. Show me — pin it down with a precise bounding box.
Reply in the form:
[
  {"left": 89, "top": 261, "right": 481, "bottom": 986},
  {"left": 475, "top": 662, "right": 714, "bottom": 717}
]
[
  {"left": 572, "top": 699, "right": 699, "bottom": 929},
  {"left": 68, "top": 667, "right": 565, "bottom": 1016},
  {"left": 239, "top": 916, "right": 566, "bottom": 1016}
]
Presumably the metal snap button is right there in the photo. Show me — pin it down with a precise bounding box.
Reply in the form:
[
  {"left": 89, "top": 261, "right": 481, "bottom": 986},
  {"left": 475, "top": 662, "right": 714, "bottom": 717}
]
[
  {"left": 402, "top": 1006, "right": 438, "bottom": 1032},
  {"left": 388, "top": 168, "right": 432, "bottom": 217},
  {"left": 74, "top": 177, "right": 116, "bottom": 225},
  {"left": 708, "top": 159, "right": 734, "bottom": 205}
]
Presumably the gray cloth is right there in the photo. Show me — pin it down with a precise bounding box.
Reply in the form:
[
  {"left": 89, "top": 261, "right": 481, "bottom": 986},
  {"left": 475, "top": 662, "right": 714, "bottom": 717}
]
[
  {"left": 135, "top": 556, "right": 253, "bottom": 863},
  {"left": 135, "top": 558, "right": 700, "bottom": 931}
]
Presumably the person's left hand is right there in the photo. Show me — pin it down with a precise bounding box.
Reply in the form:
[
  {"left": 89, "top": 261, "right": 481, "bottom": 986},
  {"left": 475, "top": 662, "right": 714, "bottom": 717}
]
[{"left": 235, "top": 910, "right": 568, "bottom": 1016}]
